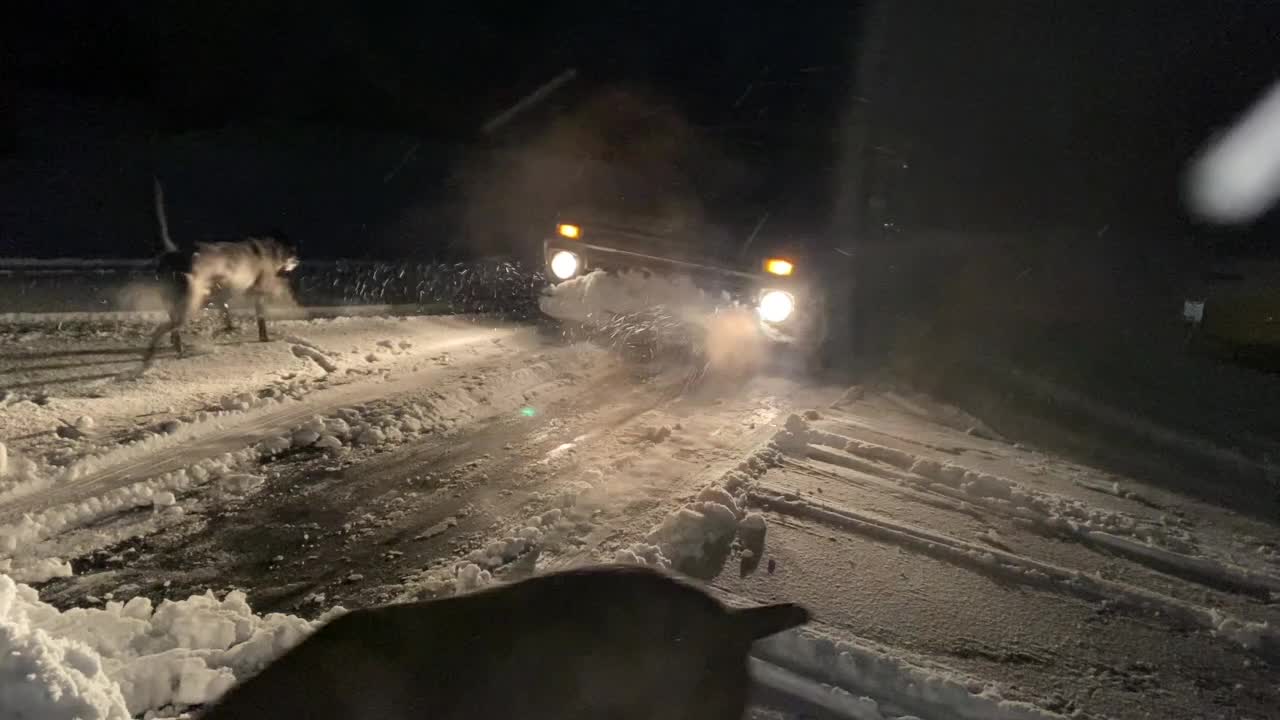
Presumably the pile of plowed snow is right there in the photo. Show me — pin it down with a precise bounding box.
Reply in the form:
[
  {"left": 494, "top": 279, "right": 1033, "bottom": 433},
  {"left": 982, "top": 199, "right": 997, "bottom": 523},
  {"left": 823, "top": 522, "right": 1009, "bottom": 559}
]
[{"left": 0, "top": 574, "right": 342, "bottom": 719}]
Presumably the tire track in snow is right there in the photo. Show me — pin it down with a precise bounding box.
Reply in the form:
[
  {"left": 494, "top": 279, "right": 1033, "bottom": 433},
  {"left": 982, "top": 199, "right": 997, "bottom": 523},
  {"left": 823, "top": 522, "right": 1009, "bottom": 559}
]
[
  {"left": 710, "top": 586, "right": 1071, "bottom": 720},
  {"left": 802, "top": 429, "right": 1280, "bottom": 600},
  {"left": 748, "top": 485, "right": 1280, "bottom": 661}
]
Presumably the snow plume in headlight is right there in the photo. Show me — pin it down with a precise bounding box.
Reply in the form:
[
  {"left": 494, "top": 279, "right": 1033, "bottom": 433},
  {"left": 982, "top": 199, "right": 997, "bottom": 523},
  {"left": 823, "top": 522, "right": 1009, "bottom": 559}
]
[
  {"left": 597, "top": 308, "right": 697, "bottom": 363},
  {"left": 539, "top": 270, "right": 721, "bottom": 326},
  {"left": 595, "top": 306, "right": 764, "bottom": 379},
  {"left": 703, "top": 307, "right": 766, "bottom": 376},
  {"left": 541, "top": 269, "right": 767, "bottom": 379}
]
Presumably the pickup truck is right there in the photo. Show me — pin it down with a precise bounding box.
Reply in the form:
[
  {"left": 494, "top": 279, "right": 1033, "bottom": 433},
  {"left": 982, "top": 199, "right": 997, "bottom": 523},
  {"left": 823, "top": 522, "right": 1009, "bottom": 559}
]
[{"left": 540, "top": 211, "right": 829, "bottom": 358}]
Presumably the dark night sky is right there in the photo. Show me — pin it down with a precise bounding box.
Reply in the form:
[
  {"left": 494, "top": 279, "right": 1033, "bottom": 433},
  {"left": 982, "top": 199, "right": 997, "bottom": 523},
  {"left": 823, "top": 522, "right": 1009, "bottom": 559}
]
[{"left": 5, "top": 1, "right": 1280, "bottom": 256}]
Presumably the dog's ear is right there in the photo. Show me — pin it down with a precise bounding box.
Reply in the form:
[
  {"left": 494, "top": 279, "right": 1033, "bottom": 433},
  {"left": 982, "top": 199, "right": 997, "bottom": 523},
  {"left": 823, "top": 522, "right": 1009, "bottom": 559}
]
[
  {"left": 268, "top": 228, "right": 295, "bottom": 252},
  {"left": 729, "top": 603, "right": 810, "bottom": 641}
]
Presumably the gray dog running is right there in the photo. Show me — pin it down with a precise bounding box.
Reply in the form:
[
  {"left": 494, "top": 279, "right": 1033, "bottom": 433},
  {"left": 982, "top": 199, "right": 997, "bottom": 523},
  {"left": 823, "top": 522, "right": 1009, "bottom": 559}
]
[{"left": 143, "top": 178, "right": 299, "bottom": 368}]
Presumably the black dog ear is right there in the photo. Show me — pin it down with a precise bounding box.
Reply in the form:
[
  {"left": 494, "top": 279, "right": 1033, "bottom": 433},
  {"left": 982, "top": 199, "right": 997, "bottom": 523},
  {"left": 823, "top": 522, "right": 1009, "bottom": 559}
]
[
  {"left": 730, "top": 603, "right": 810, "bottom": 641},
  {"left": 266, "top": 227, "right": 295, "bottom": 251}
]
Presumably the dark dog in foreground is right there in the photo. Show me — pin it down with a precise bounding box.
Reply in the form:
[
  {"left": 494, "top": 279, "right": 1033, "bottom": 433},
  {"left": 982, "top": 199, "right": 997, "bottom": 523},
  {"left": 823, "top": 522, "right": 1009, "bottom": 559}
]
[
  {"left": 201, "top": 566, "right": 810, "bottom": 720},
  {"left": 144, "top": 178, "right": 299, "bottom": 367}
]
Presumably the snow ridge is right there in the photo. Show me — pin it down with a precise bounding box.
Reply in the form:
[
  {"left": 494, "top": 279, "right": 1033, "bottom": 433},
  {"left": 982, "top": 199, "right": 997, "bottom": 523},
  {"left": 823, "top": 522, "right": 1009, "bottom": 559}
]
[{"left": 0, "top": 575, "right": 343, "bottom": 719}]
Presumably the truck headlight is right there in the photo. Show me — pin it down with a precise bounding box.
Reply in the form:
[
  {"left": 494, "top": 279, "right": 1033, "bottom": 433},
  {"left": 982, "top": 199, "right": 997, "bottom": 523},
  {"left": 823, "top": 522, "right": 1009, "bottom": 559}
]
[
  {"left": 758, "top": 290, "right": 795, "bottom": 323},
  {"left": 549, "top": 250, "right": 580, "bottom": 280}
]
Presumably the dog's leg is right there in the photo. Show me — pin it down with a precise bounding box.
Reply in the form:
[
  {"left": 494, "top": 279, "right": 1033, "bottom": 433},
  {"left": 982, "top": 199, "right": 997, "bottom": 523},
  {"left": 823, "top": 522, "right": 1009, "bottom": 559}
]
[
  {"left": 144, "top": 279, "right": 202, "bottom": 368},
  {"left": 220, "top": 300, "right": 236, "bottom": 335},
  {"left": 256, "top": 296, "right": 270, "bottom": 342},
  {"left": 170, "top": 313, "right": 185, "bottom": 357},
  {"left": 144, "top": 314, "right": 180, "bottom": 368}
]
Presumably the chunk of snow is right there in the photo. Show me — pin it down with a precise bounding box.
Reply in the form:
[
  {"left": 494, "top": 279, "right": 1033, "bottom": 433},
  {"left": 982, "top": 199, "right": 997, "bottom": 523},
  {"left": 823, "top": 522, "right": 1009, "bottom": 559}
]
[
  {"left": 291, "top": 429, "right": 320, "bottom": 447},
  {"left": 1209, "top": 609, "right": 1273, "bottom": 651},
  {"left": 290, "top": 344, "right": 339, "bottom": 373},
  {"left": 219, "top": 474, "right": 264, "bottom": 495},
  {"left": 645, "top": 425, "right": 672, "bottom": 443},
  {"left": 0, "top": 576, "right": 342, "bottom": 717},
  {"left": 0, "top": 557, "right": 74, "bottom": 583},
  {"left": 455, "top": 563, "right": 492, "bottom": 593},
  {"left": 220, "top": 394, "right": 253, "bottom": 412},
  {"left": 356, "top": 427, "right": 386, "bottom": 446},
  {"left": 647, "top": 500, "right": 740, "bottom": 564},
  {"left": 772, "top": 414, "right": 812, "bottom": 455},
  {"left": 613, "top": 543, "right": 672, "bottom": 570},
  {"left": 314, "top": 435, "right": 343, "bottom": 451},
  {"left": 698, "top": 486, "right": 741, "bottom": 517},
  {"left": 740, "top": 513, "right": 767, "bottom": 533},
  {"left": 323, "top": 417, "right": 351, "bottom": 438},
  {"left": 257, "top": 435, "right": 292, "bottom": 455}
]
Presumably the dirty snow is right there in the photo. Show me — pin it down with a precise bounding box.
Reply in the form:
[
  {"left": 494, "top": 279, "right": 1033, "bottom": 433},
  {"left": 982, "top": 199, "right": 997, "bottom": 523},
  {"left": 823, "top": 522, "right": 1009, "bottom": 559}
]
[{"left": 2, "top": 323, "right": 614, "bottom": 581}]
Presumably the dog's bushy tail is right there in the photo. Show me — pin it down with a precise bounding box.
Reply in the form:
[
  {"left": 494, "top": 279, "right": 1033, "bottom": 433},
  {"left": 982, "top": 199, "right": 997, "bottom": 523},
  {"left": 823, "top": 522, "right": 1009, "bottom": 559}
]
[{"left": 154, "top": 177, "right": 177, "bottom": 254}]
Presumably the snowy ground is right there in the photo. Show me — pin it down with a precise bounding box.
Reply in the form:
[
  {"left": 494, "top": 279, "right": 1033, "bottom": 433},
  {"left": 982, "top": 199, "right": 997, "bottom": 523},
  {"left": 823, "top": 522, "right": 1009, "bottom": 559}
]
[{"left": 1, "top": 295, "right": 1278, "bottom": 719}]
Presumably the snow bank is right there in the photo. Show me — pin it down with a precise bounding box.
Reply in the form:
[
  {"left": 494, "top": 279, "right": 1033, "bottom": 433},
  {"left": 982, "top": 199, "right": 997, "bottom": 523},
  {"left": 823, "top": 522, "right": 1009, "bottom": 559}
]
[
  {"left": 0, "top": 574, "right": 343, "bottom": 718},
  {"left": 0, "top": 557, "right": 73, "bottom": 584}
]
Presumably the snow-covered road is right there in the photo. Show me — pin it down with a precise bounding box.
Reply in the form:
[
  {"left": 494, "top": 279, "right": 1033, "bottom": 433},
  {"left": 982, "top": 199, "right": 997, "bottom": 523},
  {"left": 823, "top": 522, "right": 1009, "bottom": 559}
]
[{"left": 2, "top": 309, "right": 1278, "bottom": 720}]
